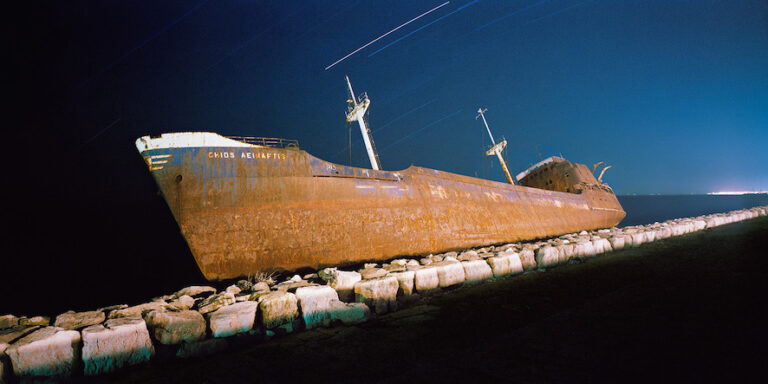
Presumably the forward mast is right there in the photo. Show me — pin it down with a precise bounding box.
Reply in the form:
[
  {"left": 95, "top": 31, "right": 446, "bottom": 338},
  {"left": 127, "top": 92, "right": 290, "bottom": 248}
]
[
  {"left": 476, "top": 108, "right": 516, "bottom": 185},
  {"left": 345, "top": 75, "right": 382, "bottom": 170}
]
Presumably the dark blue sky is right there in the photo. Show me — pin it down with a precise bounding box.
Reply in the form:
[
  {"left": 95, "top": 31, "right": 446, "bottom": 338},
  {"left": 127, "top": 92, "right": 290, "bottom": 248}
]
[{"left": 14, "top": 0, "right": 768, "bottom": 195}]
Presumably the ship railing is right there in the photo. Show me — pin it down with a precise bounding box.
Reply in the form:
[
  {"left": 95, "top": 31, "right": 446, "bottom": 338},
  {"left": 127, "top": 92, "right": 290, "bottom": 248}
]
[{"left": 226, "top": 136, "right": 300, "bottom": 149}]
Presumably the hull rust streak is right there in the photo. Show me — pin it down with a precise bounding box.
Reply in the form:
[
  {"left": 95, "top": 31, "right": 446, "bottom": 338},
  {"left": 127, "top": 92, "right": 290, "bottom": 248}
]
[{"left": 136, "top": 132, "right": 625, "bottom": 280}]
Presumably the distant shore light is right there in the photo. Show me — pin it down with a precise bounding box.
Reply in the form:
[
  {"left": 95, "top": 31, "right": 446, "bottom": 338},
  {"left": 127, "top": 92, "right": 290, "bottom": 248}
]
[{"left": 708, "top": 191, "right": 768, "bottom": 195}]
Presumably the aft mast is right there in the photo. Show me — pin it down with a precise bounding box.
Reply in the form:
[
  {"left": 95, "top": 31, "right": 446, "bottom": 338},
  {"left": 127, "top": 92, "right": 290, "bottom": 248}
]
[
  {"left": 345, "top": 75, "right": 382, "bottom": 170},
  {"left": 476, "top": 108, "right": 516, "bottom": 185}
]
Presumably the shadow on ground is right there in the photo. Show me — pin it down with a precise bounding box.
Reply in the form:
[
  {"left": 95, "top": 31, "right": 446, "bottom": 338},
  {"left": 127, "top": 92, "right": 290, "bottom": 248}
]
[{"left": 80, "top": 217, "right": 768, "bottom": 383}]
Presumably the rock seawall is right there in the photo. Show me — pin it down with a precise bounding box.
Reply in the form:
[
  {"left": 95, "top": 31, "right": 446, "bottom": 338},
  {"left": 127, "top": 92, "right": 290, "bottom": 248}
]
[{"left": 1, "top": 206, "right": 766, "bottom": 381}]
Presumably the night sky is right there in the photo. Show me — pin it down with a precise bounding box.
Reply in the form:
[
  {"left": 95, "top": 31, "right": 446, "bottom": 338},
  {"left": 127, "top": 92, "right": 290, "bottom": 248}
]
[
  {"left": 12, "top": 0, "right": 768, "bottom": 198},
  {"left": 5, "top": 1, "right": 768, "bottom": 313}
]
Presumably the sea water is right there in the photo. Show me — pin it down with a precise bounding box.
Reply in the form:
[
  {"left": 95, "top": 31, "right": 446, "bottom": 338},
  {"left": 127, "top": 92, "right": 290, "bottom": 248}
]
[{"left": 618, "top": 194, "right": 768, "bottom": 226}]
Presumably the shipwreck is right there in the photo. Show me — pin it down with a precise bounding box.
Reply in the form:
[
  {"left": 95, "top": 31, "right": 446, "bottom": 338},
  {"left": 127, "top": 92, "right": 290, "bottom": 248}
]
[{"left": 136, "top": 77, "right": 625, "bottom": 280}]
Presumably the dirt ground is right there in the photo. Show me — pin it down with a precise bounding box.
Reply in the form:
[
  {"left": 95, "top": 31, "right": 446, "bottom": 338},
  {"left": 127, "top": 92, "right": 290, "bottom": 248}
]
[{"left": 80, "top": 217, "right": 768, "bottom": 383}]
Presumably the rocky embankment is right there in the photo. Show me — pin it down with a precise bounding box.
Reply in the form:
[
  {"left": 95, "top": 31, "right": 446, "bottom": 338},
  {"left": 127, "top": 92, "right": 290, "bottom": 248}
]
[{"left": 1, "top": 206, "right": 766, "bottom": 382}]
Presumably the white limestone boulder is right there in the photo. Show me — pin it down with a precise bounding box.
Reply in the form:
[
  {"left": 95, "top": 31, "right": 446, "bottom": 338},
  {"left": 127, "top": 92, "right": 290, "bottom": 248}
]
[
  {"left": 390, "top": 271, "right": 415, "bottom": 296},
  {"left": 0, "top": 350, "right": 8, "bottom": 384},
  {"left": 486, "top": 251, "right": 523, "bottom": 277},
  {"left": 609, "top": 235, "right": 625, "bottom": 251},
  {"left": 461, "top": 260, "right": 493, "bottom": 283},
  {"left": 457, "top": 250, "right": 480, "bottom": 261},
  {"left": 207, "top": 301, "right": 258, "bottom": 338},
  {"left": 556, "top": 243, "right": 575, "bottom": 263},
  {"left": 168, "top": 295, "right": 196, "bottom": 311},
  {"left": 18, "top": 316, "right": 50, "bottom": 327},
  {"left": 630, "top": 232, "right": 645, "bottom": 247},
  {"left": 144, "top": 310, "right": 206, "bottom": 345},
  {"left": 225, "top": 285, "right": 242, "bottom": 295},
  {"left": 6, "top": 327, "right": 81, "bottom": 377},
  {"left": 54, "top": 310, "right": 105, "bottom": 330},
  {"left": 0, "top": 316, "right": 18, "bottom": 330},
  {"left": 257, "top": 292, "right": 299, "bottom": 333},
  {"left": 0, "top": 326, "right": 40, "bottom": 348},
  {"left": 295, "top": 286, "right": 339, "bottom": 329},
  {"left": 329, "top": 270, "right": 362, "bottom": 302},
  {"left": 391, "top": 259, "right": 408, "bottom": 267},
  {"left": 432, "top": 261, "right": 465, "bottom": 288},
  {"left": 354, "top": 276, "right": 399, "bottom": 314},
  {"left": 519, "top": 248, "right": 537, "bottom": 270},
  {"left": 574, "top": 240, "right": 596, "bottom": 258},
  {"left": 592, "top": 238, "right": 612, "bottom": 254},
  {"left": 535, "top": 246, "right": 560, "bottom": 267},
  {"left": 359, "top": 268, "right": 389, "bottom": 280},
  {"left": 197, "top": 292, "right": 236, "bottom": 315},
  {"left": 81, "top": 317, "right": 154, "bottom": 375},
  {"left": 1, "top": 324, "right": 42, "bottom": 380},
  {"left": 413, "top": 267, "right": 439, "bottom": 293},
  {"left": 173, "top": 285, "right": 216, "bottom": 299},
  {"left": 108, "top": 301, "right": 169, "bottom": 319}
]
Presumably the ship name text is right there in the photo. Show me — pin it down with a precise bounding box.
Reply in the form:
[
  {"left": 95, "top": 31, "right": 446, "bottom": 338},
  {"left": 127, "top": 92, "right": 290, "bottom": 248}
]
[{"left": 207, "top": 151, "right": 286, "bottom": 160}]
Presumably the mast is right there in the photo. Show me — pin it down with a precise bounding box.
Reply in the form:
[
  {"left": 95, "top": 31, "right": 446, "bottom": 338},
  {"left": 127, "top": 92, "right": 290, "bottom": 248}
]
[
  {"left": 345, "top": 76, "right": 381, "bottom": 170},
  {"left": 476, "top": 108, "right": 516, "bottom": 185}
]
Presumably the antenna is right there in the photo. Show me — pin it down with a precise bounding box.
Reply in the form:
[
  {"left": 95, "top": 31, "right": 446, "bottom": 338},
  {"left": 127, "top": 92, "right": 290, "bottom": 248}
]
[
  {"left": 598, "top": 165, "right": 612, "bottom": 184},
  {"left": 591, "top": 161, "right": 605, "bottom": 174},
  {"left": 345, "top": 76, "right": 381, "bottom": 170},
  {"left": 476, "top": 108, "right": 516, "bottom": 185}
]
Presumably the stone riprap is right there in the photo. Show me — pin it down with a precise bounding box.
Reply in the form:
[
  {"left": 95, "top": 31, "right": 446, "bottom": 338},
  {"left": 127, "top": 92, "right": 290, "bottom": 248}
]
[
  {"left": 18, "top": 316, "right": 50, "bottom": 327},
  {"left": 197, "top": 292, "right": 236, "bottom": 315},
  {"left": 207, "top": 302, "right": 258, "bottom": 338},
  {"left": 462, "top": 260, "right": 493, "bottom": 283},
  {"left": 433, "top": 261, "right": 466, "bottom": 288},
  {"left": 294, "top": 286, "right": 339, "bottom": 330},
  {"left": 258, "top": 292, "right": 299, "bottom": 333},
  {"left": 1, "top": 205, "right": 766, "bottom": 380},
  {"left": 413, "top": 267, "right": 440, "bottom": 293},
  {"left": 390, "top": 271, "right": 416, "bottom": 296},
  {"left": 54, "top": 310, "right": 105, "bottom": 330},
  {"left": 329, "top": 270, "right": 362, "bottom": 302},
  {"left": 5, "top": 327, "right": 81, "bottom": 378},
  {"left": 354, "top": 276, "right": 399, "bottom": 314},
  {"left": 1, "top": 324, "right": 42, "bottom": 381},
  {"left": 144, "top": 310, "right": 206, "bottom": 345},
  {"left": 81, "top": 317, "right": 154, "bottom": 375},
  {"left": 487, "top": 251, "right": 524, "bottom": 277},
  {"left": 108, "top": 301, "right": 169, "bottom": 320},
  {"left": 0, "top": 317, "right": 18, "bottom": 330},
  {"left": 173, "top": 285, "right": 216, "bottom": 299}
]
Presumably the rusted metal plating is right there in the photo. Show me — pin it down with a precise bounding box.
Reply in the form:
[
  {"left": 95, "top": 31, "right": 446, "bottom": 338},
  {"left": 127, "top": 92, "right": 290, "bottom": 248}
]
[{"left": 137, "top": 134, "right": 625, "bottom": 280}]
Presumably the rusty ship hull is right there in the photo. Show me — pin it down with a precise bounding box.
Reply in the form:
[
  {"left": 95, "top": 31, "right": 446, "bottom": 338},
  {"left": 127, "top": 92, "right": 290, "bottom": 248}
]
[{"left": 136, "top": 132, "right": 625, "bottom": 281}]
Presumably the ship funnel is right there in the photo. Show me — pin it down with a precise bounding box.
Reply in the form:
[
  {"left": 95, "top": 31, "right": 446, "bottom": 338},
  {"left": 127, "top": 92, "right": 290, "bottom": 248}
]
[
  {"left": 476, "top": 108, "right": 516, "bottom": 185},
  {"left": 344, "top": 76, "right": 382, "bottom": 170}
]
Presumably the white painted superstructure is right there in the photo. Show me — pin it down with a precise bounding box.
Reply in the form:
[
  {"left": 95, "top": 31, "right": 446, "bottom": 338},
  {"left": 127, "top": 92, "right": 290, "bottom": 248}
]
[{"left": 135, "top": 132, "right": 254, "bottom": 153}]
